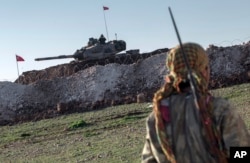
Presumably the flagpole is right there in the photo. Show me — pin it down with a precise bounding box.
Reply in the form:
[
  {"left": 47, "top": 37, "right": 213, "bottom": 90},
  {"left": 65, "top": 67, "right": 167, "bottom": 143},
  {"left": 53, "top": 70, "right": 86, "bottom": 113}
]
[
  {"left": 15, "top": 56, "right": 20, "bottom": 83},
  {"left": 103, "top": 7, "right": 109, "bottom": 41}
]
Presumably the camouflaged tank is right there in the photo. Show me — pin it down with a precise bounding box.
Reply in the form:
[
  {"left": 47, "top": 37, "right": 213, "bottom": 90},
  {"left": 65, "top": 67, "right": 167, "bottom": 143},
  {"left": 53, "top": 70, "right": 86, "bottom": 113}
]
[
  {"left": 35, "top": 35, "right": 126, "bottom": 62},
  {"left": 16, "top": 35, "right": 169, "bottom": 84}
]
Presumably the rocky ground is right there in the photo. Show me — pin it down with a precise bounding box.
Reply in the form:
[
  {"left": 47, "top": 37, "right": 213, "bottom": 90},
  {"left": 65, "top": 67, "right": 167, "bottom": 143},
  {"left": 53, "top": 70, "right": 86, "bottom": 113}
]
[{"left": 0, "top": 42, "right": 250, "bottom": 125}]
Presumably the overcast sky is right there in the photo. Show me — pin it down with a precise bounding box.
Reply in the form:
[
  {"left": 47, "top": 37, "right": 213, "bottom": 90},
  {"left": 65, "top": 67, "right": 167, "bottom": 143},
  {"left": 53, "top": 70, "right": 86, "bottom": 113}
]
[{"left": 1, "top": 0, "right": 250, "bottom": 81}]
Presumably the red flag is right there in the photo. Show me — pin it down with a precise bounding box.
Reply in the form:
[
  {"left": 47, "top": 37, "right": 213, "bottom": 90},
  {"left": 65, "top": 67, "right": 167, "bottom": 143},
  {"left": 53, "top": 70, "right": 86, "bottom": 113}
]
[
  {"left": 103, "top": 6, "right": 109, "bottom": 10},
  {"left": 16, "top": 54, "right": 25, "bottom": 62}
]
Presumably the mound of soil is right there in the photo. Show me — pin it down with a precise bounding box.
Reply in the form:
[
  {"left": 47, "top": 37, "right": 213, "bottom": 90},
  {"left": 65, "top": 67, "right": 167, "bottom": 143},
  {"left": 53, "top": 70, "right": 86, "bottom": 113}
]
[{"left": 0, "top": 43, "right": 250, "bottom": 125}]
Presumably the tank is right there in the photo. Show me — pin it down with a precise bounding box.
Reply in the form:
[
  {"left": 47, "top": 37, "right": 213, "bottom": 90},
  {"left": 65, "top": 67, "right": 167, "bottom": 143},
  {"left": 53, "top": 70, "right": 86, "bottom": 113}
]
[
  {"left": 16, "top": 34, "right": 169, "bottom": 84},
  {"left": 35, "top": 37, "right": 126, "bottom": 61}
]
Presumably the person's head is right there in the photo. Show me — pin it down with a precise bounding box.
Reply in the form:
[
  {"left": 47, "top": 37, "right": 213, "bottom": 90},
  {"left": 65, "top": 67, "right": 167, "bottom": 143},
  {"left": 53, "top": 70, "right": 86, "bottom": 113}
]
[{"left": 166, "top": 42, "right": 210, "bottom": 93}]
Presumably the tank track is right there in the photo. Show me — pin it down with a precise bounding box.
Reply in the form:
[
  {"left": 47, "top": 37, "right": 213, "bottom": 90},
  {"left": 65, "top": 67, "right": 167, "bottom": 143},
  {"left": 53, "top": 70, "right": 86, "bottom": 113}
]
[{"left": 15, "top": 48, "right": 169, "bottom": 85}]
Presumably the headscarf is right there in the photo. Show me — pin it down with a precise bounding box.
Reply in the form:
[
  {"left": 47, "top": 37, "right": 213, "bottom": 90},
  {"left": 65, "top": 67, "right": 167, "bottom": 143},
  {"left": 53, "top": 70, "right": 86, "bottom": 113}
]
[
  {"left": 153, "top": 43, "right": 226, "bottom": 163},
  {"left": 154, "top": 42, "right": 210, "bottom": 117},
  {"left": 166, "top": 42, "right": 209, "bottom": 93}
]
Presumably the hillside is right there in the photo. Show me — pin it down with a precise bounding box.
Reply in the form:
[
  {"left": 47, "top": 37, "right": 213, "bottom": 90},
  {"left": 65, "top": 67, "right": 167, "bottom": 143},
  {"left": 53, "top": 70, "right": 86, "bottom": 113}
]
[{"left": 0, "top": 83, "right": 249, "bottom": 163}]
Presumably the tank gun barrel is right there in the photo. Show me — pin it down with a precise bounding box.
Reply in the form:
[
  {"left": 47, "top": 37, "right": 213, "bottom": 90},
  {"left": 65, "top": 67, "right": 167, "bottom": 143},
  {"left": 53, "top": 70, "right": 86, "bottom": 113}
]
[
  {"left": 34, "top": 38, "right": 126, "bottom": 62},
  {"left": 35, "top": 55, "right": 74, "bottom": 61}
]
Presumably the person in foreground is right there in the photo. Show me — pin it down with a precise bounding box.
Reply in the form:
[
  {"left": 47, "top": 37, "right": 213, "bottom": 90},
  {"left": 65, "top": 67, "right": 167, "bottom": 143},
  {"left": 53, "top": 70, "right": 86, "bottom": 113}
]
[{"left": 141, "top": 42, "right": 250, "bottom": 163}]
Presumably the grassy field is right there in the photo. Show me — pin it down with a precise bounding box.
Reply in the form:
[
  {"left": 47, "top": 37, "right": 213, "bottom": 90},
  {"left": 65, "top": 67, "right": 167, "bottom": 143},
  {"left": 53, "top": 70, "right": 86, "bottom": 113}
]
[{"left": 0, "top": 83, "right": 249, "bottom": 163}]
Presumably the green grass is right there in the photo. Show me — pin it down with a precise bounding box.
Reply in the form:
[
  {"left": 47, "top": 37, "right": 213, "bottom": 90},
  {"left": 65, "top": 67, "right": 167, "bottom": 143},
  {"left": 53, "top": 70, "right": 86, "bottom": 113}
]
[{"left": 0, "top": 83, "right": 249, "bottom": 163}]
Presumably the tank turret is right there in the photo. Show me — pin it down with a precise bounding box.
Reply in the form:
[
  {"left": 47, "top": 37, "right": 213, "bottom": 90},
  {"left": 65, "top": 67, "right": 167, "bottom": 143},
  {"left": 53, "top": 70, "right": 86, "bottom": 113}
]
[{"left": 35, "top": 37, "right": 126, "bottom": 61}]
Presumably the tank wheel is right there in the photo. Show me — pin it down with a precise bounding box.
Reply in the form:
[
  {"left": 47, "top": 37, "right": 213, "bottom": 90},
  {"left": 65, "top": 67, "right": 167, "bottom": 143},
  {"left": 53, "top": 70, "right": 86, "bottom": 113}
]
[
  {"left": 73, "top": 65, "right": 80, "bottom": 73},
  {"left": 105, "top": 59, "right": 110, "bottom": 64},
  {"left": 83, "top": 63, "right": 89, "bottom": 69},
  {"left": 114, "top": 56, "right": 121, "bottom": 64}
]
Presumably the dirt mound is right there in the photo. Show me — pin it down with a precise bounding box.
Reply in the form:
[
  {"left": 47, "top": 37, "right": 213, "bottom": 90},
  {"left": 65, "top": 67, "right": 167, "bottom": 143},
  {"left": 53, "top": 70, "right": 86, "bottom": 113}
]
[
  {"left": 1, "top": 53, "right": 167, "bottom": 125},
  {"left": 1, "top": 42, "right": 250, "bottom": 125},
  {"left": 208, "top": 43, "right": 250, "bottom": 88}
]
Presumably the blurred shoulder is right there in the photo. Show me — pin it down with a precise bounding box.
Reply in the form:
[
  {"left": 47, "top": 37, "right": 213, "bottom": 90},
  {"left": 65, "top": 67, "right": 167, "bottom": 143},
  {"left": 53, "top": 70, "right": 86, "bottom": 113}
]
[
  {"left": 212, "top": 97, "right": 231, "bottom": 109},
  {"left": 211, "top": 96, "right": 237, "bottom": 116}
]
